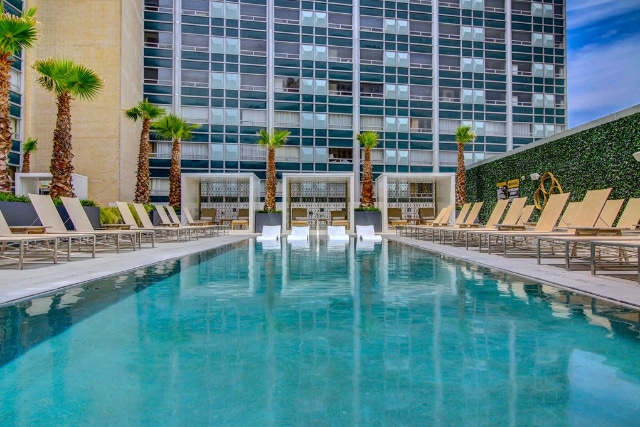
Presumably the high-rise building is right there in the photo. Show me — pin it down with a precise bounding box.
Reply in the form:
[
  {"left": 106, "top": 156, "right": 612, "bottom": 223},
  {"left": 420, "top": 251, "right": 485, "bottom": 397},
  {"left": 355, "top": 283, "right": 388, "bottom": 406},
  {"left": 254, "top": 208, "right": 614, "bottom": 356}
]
[
  {"left": 142, "top": 0, "right": 566, "bottom": 202},
  {"left": 6, "top": 0, "right": 566, "bottom": 205}
]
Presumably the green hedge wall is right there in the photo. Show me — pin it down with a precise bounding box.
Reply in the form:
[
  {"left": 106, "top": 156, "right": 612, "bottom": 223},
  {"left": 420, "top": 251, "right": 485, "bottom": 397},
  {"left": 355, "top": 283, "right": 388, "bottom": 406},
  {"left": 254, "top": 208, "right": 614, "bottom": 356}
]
[{"left": 466, "top": 111, "right": 640, "bottom": 223}]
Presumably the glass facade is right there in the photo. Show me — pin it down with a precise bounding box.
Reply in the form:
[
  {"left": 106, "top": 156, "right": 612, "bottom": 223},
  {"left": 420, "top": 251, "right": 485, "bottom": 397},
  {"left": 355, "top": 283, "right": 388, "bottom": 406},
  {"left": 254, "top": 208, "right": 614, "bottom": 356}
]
[
  {"left": 142, "top": 0, "right": 566, "bottom": 200},
  {"left": 5, "top": 0, "right": 25, "bottom": 183}
]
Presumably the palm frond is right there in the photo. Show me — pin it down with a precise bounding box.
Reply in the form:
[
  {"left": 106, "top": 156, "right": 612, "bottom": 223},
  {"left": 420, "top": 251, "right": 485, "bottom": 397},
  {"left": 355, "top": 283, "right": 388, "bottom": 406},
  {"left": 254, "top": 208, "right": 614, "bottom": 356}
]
[
  {"left": 0, "top": 7, "right": 39, "bottom": 55},
  {"left": 151, "top": 114, "right": 196, "bottom": 141},
  {"left": 455, "top": 125, "right": 476, "bottom": 145},
  {"left": 356, "top": 131, "right": 380, "bottom": 149},
  {"left": 65, "top": 63, "right": 103, "bottom": 100},
  {"left": 23, "top": 137, "right": 37, "bottom": 153}
]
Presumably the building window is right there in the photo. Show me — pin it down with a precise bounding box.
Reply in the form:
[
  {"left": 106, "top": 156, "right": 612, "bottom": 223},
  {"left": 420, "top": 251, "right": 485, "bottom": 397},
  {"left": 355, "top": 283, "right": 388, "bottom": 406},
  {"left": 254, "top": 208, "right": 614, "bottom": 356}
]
[
  {"left": 328, "top": 114, "right": 352, "bottom": 130},
  {"left": 240, "top": 39, "right": 266, "bottom": 56},
  {"left": 240, "top": 110, "right": 266, "bottom": 126},
  {"left": 439, "top": 119, "right": 460, "bottom": 134},
  {"left": 275, "top": 76, "right": 300, "bottom": 93},
  {"left": 328, "top": 13, "right": 352, "bottom": 30},
  {"left": 240, "top": 4, "right": 266, "bottom": 21},
  {"left": 329, "top": 148, "right": 353, "bottom": 163},
  {"left": 360, "top": 49, "right": 384, "bottom": 65},
  {"left": 360, "top": 82, "right": 383, "bottom": 98},
  {"left": 360, "top": 115, "right": 384, "bottom": 131},
  {"left": 329, "top": 80, "right": 353, "bottom": 96},
  {"left": 274, "top": 7, "right": 299, "bottom": 24},
  {"left": 274, "top": 111, "right": 301, "bottom": 127},
  {"left": 240, "top": 74, "right": 266, "bottom": 91},
  {"left": 410, "top": 118, "right": 432, "bottom": 133},
  {"left": 181, "top": 70, "right": 208, "bottom": 88}
]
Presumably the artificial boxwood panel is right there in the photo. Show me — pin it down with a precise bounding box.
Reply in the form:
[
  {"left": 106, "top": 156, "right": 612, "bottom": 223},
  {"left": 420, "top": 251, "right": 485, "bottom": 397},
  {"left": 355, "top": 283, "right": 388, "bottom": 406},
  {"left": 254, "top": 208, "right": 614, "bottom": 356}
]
[{"left": 466, "top": 112, "right": 640, "bottom": 224}]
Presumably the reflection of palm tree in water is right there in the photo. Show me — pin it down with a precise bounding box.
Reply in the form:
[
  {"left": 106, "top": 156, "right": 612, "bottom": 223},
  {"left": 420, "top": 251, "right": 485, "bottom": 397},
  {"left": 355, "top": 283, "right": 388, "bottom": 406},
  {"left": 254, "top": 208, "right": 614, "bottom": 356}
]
[
  {"left": 264, "top": 251, "right": 277, "bottom": 314},
  {"left": 359, "top": 252, "right": 376, "bottom": 331}
]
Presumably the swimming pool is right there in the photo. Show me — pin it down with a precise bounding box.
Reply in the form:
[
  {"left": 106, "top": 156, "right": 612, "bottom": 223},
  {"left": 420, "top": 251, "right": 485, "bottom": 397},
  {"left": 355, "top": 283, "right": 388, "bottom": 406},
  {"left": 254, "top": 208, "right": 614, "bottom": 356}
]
[{"left": 1, "top": 238, "right": 639, "bottom": 425}]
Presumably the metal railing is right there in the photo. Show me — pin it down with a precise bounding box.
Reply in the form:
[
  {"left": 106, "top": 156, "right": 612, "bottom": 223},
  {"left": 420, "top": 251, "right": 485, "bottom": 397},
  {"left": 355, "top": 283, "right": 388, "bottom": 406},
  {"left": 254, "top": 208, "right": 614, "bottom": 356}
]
[{"left": 240, "top": 14, "right": 267, "bottom": 22}]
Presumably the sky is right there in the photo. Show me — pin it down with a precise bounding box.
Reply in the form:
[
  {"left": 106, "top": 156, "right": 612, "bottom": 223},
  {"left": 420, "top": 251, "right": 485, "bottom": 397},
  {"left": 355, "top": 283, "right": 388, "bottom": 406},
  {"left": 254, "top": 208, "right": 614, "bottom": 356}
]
[{"left": 567, "top": 0, "right": 640, "bottom": 128}]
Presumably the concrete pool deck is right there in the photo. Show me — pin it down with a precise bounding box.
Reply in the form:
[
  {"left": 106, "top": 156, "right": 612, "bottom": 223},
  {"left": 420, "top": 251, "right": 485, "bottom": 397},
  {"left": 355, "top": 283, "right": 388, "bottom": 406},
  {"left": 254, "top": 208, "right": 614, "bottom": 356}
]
[{"left": 1, "top": 233, "right": 639, "bottom": 310}]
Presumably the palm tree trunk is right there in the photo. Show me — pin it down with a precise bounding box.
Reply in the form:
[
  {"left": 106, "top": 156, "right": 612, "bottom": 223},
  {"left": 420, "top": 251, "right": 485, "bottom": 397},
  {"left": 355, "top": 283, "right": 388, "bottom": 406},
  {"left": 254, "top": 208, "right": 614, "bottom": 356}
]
[
  {"left": 0, "top": 56, "right": 13, "bottom": 193},
  {"left": 264, "top": 146, "right": 276, "bottom": 211},
  {"left": 50, "top": 92, "right": 74, "bottom": 198},
  {"left": 361, "top": 147, "right": 374, "bottom": 207},
  {"left": 134, "top": 118, "right": 152, "bottom": 203},
  {"left": 21, "top": 152, "right": 31, "bottom": 173},
  {"left": 455, "top": 142, "right": 466, "bottom": 207},
  {"left": 168, "top": 137, "right": 181, "bottom": 206}
]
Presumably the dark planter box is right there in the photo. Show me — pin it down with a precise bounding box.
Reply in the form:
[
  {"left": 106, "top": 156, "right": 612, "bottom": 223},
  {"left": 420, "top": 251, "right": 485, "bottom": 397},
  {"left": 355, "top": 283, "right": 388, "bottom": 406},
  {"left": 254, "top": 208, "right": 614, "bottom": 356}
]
[
  {"left": 255, "top": 212, "right": 282, "bottom": 233},
  {"left": 0, "top": 201, "right": 40, "bottom": 226},
  {"left": 151, "top": 210, "right": 162, "bottom": 226},
  {"left": 0, "top": 201, "right": 100, "bottom": 229},
  {"left": 354, "top": 210, "right": 382, "bottom": 232},
  {"left": 57, "top": 205, "right": 101, "bottom": 230}
]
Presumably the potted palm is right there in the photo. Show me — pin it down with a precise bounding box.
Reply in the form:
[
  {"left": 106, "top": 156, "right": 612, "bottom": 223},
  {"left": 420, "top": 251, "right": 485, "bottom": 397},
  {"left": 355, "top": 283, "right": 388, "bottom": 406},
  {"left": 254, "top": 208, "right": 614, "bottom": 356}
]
[
  {"left": 151, "top": 114, "right": 198, "bottom": 206},
  {"left": 354, "top": 131, "right": 382, "bottom": 231},
  {"left": 125, "top": 99, "right": 166, "bottom": 204},
  {"left": 33, "top": 58, "right": 104, "bottom": 198},
  {"left": 20, "top": 137, "right": 38, "bottom": 173},
  {"left": 455, "top": 124, "right": 476, "bottom": 212},
  {"left": 254, "top": 128, "right": 290, "bottom": 231}
]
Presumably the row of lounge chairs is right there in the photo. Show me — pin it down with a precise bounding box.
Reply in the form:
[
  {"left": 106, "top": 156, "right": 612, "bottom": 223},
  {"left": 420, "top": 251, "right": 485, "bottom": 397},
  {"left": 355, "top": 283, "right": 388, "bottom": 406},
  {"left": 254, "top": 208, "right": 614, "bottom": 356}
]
[
  {"left": 0, "top": 195, "right": 224, "bottom": 269},
  {"left": 397, "top": 188, "right": 640, "bottom": 281}
]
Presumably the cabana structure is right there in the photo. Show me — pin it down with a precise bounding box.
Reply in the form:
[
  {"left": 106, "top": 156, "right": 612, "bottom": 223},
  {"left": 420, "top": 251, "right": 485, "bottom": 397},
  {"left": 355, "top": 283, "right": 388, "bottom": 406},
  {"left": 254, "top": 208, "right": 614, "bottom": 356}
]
[
  {"left": 181, "top": 173, "right": 260, "bottom": 232},
  {"left": 375, "top": 173, "right": 455, "bottom": 233},
  {"left": 282, "top": 173, "right": 355, "bottom": 233}
]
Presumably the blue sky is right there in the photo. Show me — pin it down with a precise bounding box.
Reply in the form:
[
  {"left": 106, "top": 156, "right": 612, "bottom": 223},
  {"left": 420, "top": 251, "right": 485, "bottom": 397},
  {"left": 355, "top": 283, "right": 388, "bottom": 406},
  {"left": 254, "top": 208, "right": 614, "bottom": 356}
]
[{"left": 567, "top": 0, "right": 640, "bottom": 128}]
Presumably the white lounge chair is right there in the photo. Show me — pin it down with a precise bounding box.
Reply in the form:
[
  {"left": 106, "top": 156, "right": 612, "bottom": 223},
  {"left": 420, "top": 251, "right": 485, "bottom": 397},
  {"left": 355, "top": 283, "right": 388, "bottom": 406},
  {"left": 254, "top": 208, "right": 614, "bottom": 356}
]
[
  {"left": 260, "top": 239, "right": 282, "bottom": 250},
  {"left": 257, "top": 225, "right": 281, "bottom": 242},
  {"left": 356, "top": 225, "right": 382, "bottom": 242},
  {"left": 288, "top": 226, "right": 310, "bottom": 242},
  {"left": 327, "top": 225, "right": 349, "bottom": 241}
]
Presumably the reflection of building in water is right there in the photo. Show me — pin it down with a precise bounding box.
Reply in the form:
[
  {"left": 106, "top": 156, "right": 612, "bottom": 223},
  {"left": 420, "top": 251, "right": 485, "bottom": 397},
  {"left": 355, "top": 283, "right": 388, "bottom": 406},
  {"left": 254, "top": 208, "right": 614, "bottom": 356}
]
[{"left": 282, "top": 238, "right": 354, "bottom": 299}]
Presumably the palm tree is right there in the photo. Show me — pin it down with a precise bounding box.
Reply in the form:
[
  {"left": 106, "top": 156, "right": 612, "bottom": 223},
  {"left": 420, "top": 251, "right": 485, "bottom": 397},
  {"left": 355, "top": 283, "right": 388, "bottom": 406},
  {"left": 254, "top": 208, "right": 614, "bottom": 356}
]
[
  {"left": 21, "top": 137, "right": 37, "bottom": 173},
  {"left": 357, "top": 131, "right": 380, "bottom": 208},
  {"left": 152, "top": 114, "right": 198, "bottom": 206},
  {"left": 256, "top": 128, "right": 290, "bottom": 212},
  {"left": 32, "top": 57, "right": 103, "bottom": 198},
  {"left": 0, "top": 6, "right": 38, "bottom": 192},
  {"left": 125, "top": 99, "right": 166, "bottom": 204},
  {"left": 454, "top": 124, "right": 476, "bottom": 207}
]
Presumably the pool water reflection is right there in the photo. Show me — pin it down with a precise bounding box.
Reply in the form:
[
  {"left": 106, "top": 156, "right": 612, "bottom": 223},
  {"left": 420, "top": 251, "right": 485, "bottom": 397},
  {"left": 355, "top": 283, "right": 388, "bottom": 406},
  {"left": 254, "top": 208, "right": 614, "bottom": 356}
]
[{"left": 1, "top": 238, "right": 639, "bottom": 426}]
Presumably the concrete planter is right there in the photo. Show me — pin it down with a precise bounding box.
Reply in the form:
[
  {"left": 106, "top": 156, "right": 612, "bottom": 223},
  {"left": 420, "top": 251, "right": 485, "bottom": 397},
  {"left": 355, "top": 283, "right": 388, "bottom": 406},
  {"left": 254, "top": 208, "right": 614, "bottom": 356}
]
[
  {"left": 0, "top": 201, "right": 100, "bottom": 229},
  {"left": 57, "top": 205, "right": 101, "bottom": 230},
  {"left": 354, "top": 210, "right": 382, "bottom": 232},
  {"left": 255, "top": 212, "right": 282, "bottom": 234},
  {"left": 0, "top": 201, "right": 40, "bottom": 226}
]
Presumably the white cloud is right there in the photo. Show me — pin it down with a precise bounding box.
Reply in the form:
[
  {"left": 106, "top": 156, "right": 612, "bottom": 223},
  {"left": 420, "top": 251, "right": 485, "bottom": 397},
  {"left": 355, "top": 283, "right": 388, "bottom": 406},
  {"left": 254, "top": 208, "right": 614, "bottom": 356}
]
[
  {"left": 569, "top": 32, "right": 640, "bottom": 125},
  {"left": 567, "top": 0, "right": 640, "bottom": 30}
]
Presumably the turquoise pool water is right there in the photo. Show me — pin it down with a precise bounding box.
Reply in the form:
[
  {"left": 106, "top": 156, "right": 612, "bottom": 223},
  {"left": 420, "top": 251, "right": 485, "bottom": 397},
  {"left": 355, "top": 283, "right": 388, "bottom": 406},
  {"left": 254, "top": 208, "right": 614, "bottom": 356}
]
[{"left": 1, "top": 239, "right": 640, "bottom": 426}]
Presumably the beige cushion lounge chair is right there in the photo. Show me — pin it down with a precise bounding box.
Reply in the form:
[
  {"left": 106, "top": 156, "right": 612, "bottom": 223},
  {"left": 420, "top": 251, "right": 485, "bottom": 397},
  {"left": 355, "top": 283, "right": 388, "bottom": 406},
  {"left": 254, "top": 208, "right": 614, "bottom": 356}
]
[
  {"left": 388, "top": 207, "right": 408, "bottom": 227},
  {"left": 291, "top": 208, "right": 308, "bottom": 227},
  {"left": 61, "top": 196, "right": 141, "bottom": 251},
  {"left": 490, "top": 188, "right": 612, "bottom": 256},
  {"left": 116, "top": 202, "right": 189, "bottom": 241},
  {"left": 0, "top": 209, "right": 64, "bottom": 269}
]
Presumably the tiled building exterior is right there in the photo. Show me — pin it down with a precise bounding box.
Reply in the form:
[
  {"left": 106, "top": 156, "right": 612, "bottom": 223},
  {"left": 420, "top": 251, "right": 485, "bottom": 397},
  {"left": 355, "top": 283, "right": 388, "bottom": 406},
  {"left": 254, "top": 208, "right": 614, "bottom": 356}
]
[
  {"left": 143, "top": 0, "right": 566, "bottom": 201},
  {"left": 7, "top": 0, "right": 565, "bottom": 204}
]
